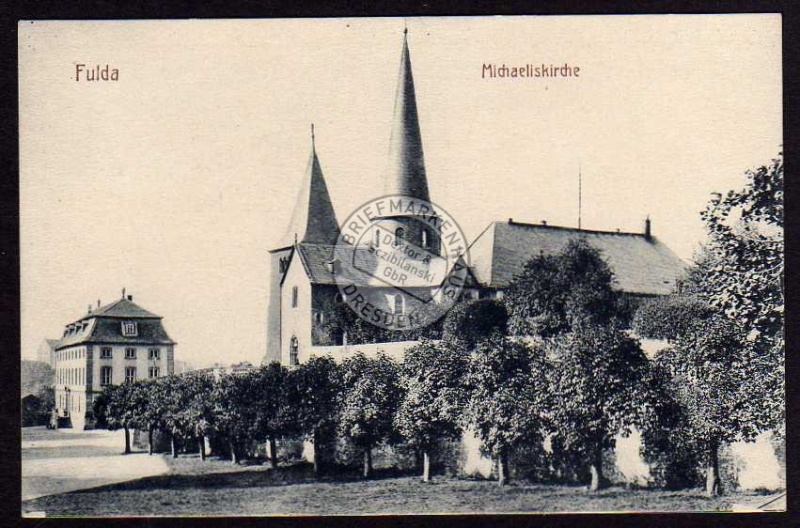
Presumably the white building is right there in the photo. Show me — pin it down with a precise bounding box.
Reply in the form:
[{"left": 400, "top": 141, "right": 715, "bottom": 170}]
[{"left": 53, "top": 291, "right": 176, "bottom": 430}]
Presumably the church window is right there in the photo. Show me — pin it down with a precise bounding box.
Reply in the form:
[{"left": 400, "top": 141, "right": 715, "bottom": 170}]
[
  {"left": 279, "top": 256, "right": 289, "bottom": 274},
  {"left": 289, "top": 336, "right": 299, "bottom": 366},
  {"left": 375, "top": 229, "right": 381, "bottom": 247},
  {"left": 292, "top": 286, "right": 299, "bottom": 308},
  {"left": 394, "top": 227, "right": 405, "bottom": 247},
  {"left": 421, "top": 228, "right": 429, "bottom": 248},
  {"left": 394, "top": 294, "right": 404, "bottom": 315}
]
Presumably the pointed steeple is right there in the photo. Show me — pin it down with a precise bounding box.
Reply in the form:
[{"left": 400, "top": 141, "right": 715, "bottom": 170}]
[
  {"left": 384, "top": 29, "right": 430, "bottom": 202},
  {"left": 279, "top": 125, "right": 340, "bottom": 247}
]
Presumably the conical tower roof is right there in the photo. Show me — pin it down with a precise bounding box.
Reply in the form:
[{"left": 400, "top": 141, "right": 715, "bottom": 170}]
[
  {"left": 278, "top": 127, "right": 340, "bottom": 247},
  {"left": 384, "top": 30, "right": 430, "bottom": 202}
]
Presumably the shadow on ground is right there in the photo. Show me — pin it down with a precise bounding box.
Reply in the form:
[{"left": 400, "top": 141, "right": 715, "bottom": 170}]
[{"left": 68, "top": 459, "right": 421, "bottom": 494}]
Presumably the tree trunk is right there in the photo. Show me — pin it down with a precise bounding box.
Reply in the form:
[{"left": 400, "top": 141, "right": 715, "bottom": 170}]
[
  {"left": 312, "top": 429, "right": 321, "bottom": 476},
  {"left": 497, "top": 453, "right": 510, "bottom": 486},
  {"left": 422, "top": 451, "right": 431, "bottom": 482},
  {"left": 706, "top": 437, "right": 721, "bottom": 497},
  {"left": 148, "top": 426, "right": 154, "bottom": 455},
  {"left": 229, "top": 437, "right": 239, "bottom": 464},
  {"left": 363, "top": 447, "right": 373, "bottom": 479},
  {"left": 171, "top": 435, "right": 178, "bottom": 458},
  {"left": 269, "top": 436, "right": 278, "bottom": 470},
  {"left": 123, "top": 425, "right": 131, "bottom": 454},
  {"left": 199, "top": 436, "right": 206, "bottom": 461},
  {"left": 589, "top": 446, "right": 604, "bottom": 491}
]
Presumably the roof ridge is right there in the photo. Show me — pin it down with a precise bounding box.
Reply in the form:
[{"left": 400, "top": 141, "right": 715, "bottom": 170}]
[{"left": 503, "top": 219, "right": 650, "bottom": 238}]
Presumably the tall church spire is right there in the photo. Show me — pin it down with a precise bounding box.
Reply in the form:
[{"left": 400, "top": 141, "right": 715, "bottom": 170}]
[
  {"left": 279, "top": 125, "right": 340, "bottom": 247},
  {"left": 384, "top": 29, "right": 430, "bottom": 202}
]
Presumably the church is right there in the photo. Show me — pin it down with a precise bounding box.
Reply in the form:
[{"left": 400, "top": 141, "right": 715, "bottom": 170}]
[{"left": 264, "top": 30, "right": 685, "bottom": 367}]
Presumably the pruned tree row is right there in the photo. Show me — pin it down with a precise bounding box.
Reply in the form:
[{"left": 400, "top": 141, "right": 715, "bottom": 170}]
[{"left": 93, "top": 153, "right": 782, "bottom": 497}]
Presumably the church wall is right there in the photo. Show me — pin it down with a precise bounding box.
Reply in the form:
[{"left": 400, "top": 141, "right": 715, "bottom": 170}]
[
  {"left": 280, "top": 256, "right": 313, "bottom": 366},
  {"left": 310, "top": 284, "right": 340, "bottom": 346},
  {"left": 265, "top": 248, "right": 292, "bottom": 365}
]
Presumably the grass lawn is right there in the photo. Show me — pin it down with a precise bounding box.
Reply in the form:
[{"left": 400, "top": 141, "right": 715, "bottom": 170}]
[{"left": 21, "top": 454, "right": 774, "bottom": 516}]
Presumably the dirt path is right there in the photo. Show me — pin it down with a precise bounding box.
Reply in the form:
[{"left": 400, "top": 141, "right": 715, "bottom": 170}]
[{"left": 22, "top": 427, "right": 170, "bottom": 503}]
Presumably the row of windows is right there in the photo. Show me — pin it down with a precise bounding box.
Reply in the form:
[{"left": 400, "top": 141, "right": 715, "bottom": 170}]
[
  {"left": 57, "top": 366, "right": 85, "bottom": 386},
  {"left": 99, "top": 347, "right": 160, "bottom": 360},
  {"left": 99, "top": 365, "right": 160, "bottom": 385},
  {"left": 57, "top": 348, "right": 86, "bottom": 362}
]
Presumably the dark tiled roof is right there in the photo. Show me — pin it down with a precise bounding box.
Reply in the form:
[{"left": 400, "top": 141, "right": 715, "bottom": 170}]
[
  {"left": 468, "top": 221, "right": 686, "bottom": 296},
  {"left": 79, "top": 298, "right": 160, "bottom": 320},
  {"left": 278, "top": 146, "right": 340, "bottom": 248},
  {"left": 56, "top": 298, "right": 174, "bottom": 350},
  {"left": 56, "top": 318, "right": 175, "bottom": 349},
  {"left": 384, "top": 33, "right": 430, "bottom": 202}
]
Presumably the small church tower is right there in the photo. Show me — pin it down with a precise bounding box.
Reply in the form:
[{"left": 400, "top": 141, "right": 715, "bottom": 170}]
[
  {"left": 263, "top": 128, "right": 339, "bottom": 365},
  {"left": 374, "top": 29, "right": 441, "bottom": 256}
]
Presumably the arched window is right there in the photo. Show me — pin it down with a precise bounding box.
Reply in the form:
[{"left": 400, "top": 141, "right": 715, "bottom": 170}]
[
  {"left": 289, "top": 336, "right": 299, "bottom": 366},
  {"left": 394, "top": 294, "right": 404, "bottom": 315},
  {"left": 375, "top": 229, "right": 381, "bottom": 247},
  {"left": 421, "top": 228, "right": 429, "bottom": 249},
  {"left": 291, "top": 286, "right": 298, "bottom": 308},
  {"left": 394, "top": 227, "right": 405, "bottom": 247}
]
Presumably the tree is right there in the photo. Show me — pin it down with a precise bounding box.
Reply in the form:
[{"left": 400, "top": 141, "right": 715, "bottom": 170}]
[
  {"left": 395, "top": 340, "right": 470, "bottom": 482},
  {"left": 547, "top": 324, "right": 650, "bottom": 491},
  {"left": 287, "top": 356, "right": 342, "bottom": 475},
  {"left": 338, "top": 353, "right": 402, "bottom": 478},
  {"left": 632, "top": 295, "right": 713, "bottom": 343},
  {"left": 251, "top": 362, "right": 295, "bottom": 469},
  {"left": 466, "top": 333, "right": 550, "bottom": 486},
  {"left": 504, "top": 239, "right": 620, "bottom": 338},
  {"left": 94, "top": 383, "right": 138, "bottom": 454},
  {"left": 209, "top": 372, "right": 255, "bottom": 464},
  {"left": 442, "top": 298, "right": 508, "bottom": 349}
]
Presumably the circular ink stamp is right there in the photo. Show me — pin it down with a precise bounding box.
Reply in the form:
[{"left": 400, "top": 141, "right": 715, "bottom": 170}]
[{"left": 333, "top": 195, "right": 471, "bottom": 331}]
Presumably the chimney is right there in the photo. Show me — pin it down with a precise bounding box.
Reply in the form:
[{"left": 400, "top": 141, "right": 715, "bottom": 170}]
[
  {"left": 508, "top": 218, "right": 514, "bottom": 224},
  {"left": 541, "top": 220, "right": 547, "bottom": 226},
  {"left": 97, "top": 299, "right": 101, "bottom": 308},
  {"left": 128, "top": 295, "right": 133, "bottom": 301},
  {"left": 644, "top": 215, "right": 652, "bottom": 239}
]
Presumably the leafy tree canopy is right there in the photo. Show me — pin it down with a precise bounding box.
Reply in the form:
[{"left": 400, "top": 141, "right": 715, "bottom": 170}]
[{"left": 442, "top": 298, "right": 508, "bottom": 349}]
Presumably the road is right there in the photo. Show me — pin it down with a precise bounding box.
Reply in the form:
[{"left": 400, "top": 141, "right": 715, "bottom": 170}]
[{"left": 22, "top": 426, "right": 170, "bottom": 503}]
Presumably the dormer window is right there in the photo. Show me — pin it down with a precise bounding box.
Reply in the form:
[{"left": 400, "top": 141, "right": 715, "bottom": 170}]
[{"left": 121, "top": 321, "right": 138, "bottom": 337}]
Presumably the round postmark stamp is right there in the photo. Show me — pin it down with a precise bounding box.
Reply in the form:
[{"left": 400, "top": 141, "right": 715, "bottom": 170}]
[{"left": 332, "top": 195, "right": 471, "bottom": 331}]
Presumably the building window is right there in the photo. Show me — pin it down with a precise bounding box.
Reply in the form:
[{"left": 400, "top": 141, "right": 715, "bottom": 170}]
[
  {"left": 421, "top": 228, "right": 429, "bottom": 248},
  {"left": 289, "top": 336, "right": 299, "bottom": 366},
  {"left": 101, "top": 347, "right": 112, "bottom": 359},
  {"left": 394, "top": 227, "right": 405, "bottom": 247},
  {"left": 101, "top": 366, "right": 112, "bottom": 386},
  {"left": 292, "top": 286, "right": 299, "bottom": 308},
  {"left": 148, "top": 348, "right": 160, "bottom": 360},
  {"left": 125, "top": 366, "right": 137, "bottom": 384},
  {"left": 125, "top": 347, "right": 136, "bottom": 359},
  {"left": 149, "top": 366, "right": 160, "bottom": 379},
  {"left": 121, "top": 321, "right": 138, "bottom": 337},
  {"left": 394, "top": 294, "right": 404, "bottom": 315}
]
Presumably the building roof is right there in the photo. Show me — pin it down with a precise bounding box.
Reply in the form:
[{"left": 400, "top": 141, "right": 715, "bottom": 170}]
[
  {"left": 468, "top": 220, "right": 686, "bottom": 296},
  {"left": 56, "top": 296, "right": 175, "bottom": 350},
  {"left": 277, "top": 132, "right": 340, "bottom": 248},
  {"left": 383, "top": 31, "right": 430, "bottom": 203},
  {"left": 78, "top": 297, "right": 161, "bottom": 321}
]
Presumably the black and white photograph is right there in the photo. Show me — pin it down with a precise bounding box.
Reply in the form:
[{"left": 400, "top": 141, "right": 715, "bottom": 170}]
[{"left": 18, "top": 15, "right": 784, "bottom": 516}]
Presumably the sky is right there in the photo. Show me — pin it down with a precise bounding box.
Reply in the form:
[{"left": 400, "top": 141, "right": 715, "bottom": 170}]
[{"left": 19, "top": 16, "right": 782, "bottom": 368}]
